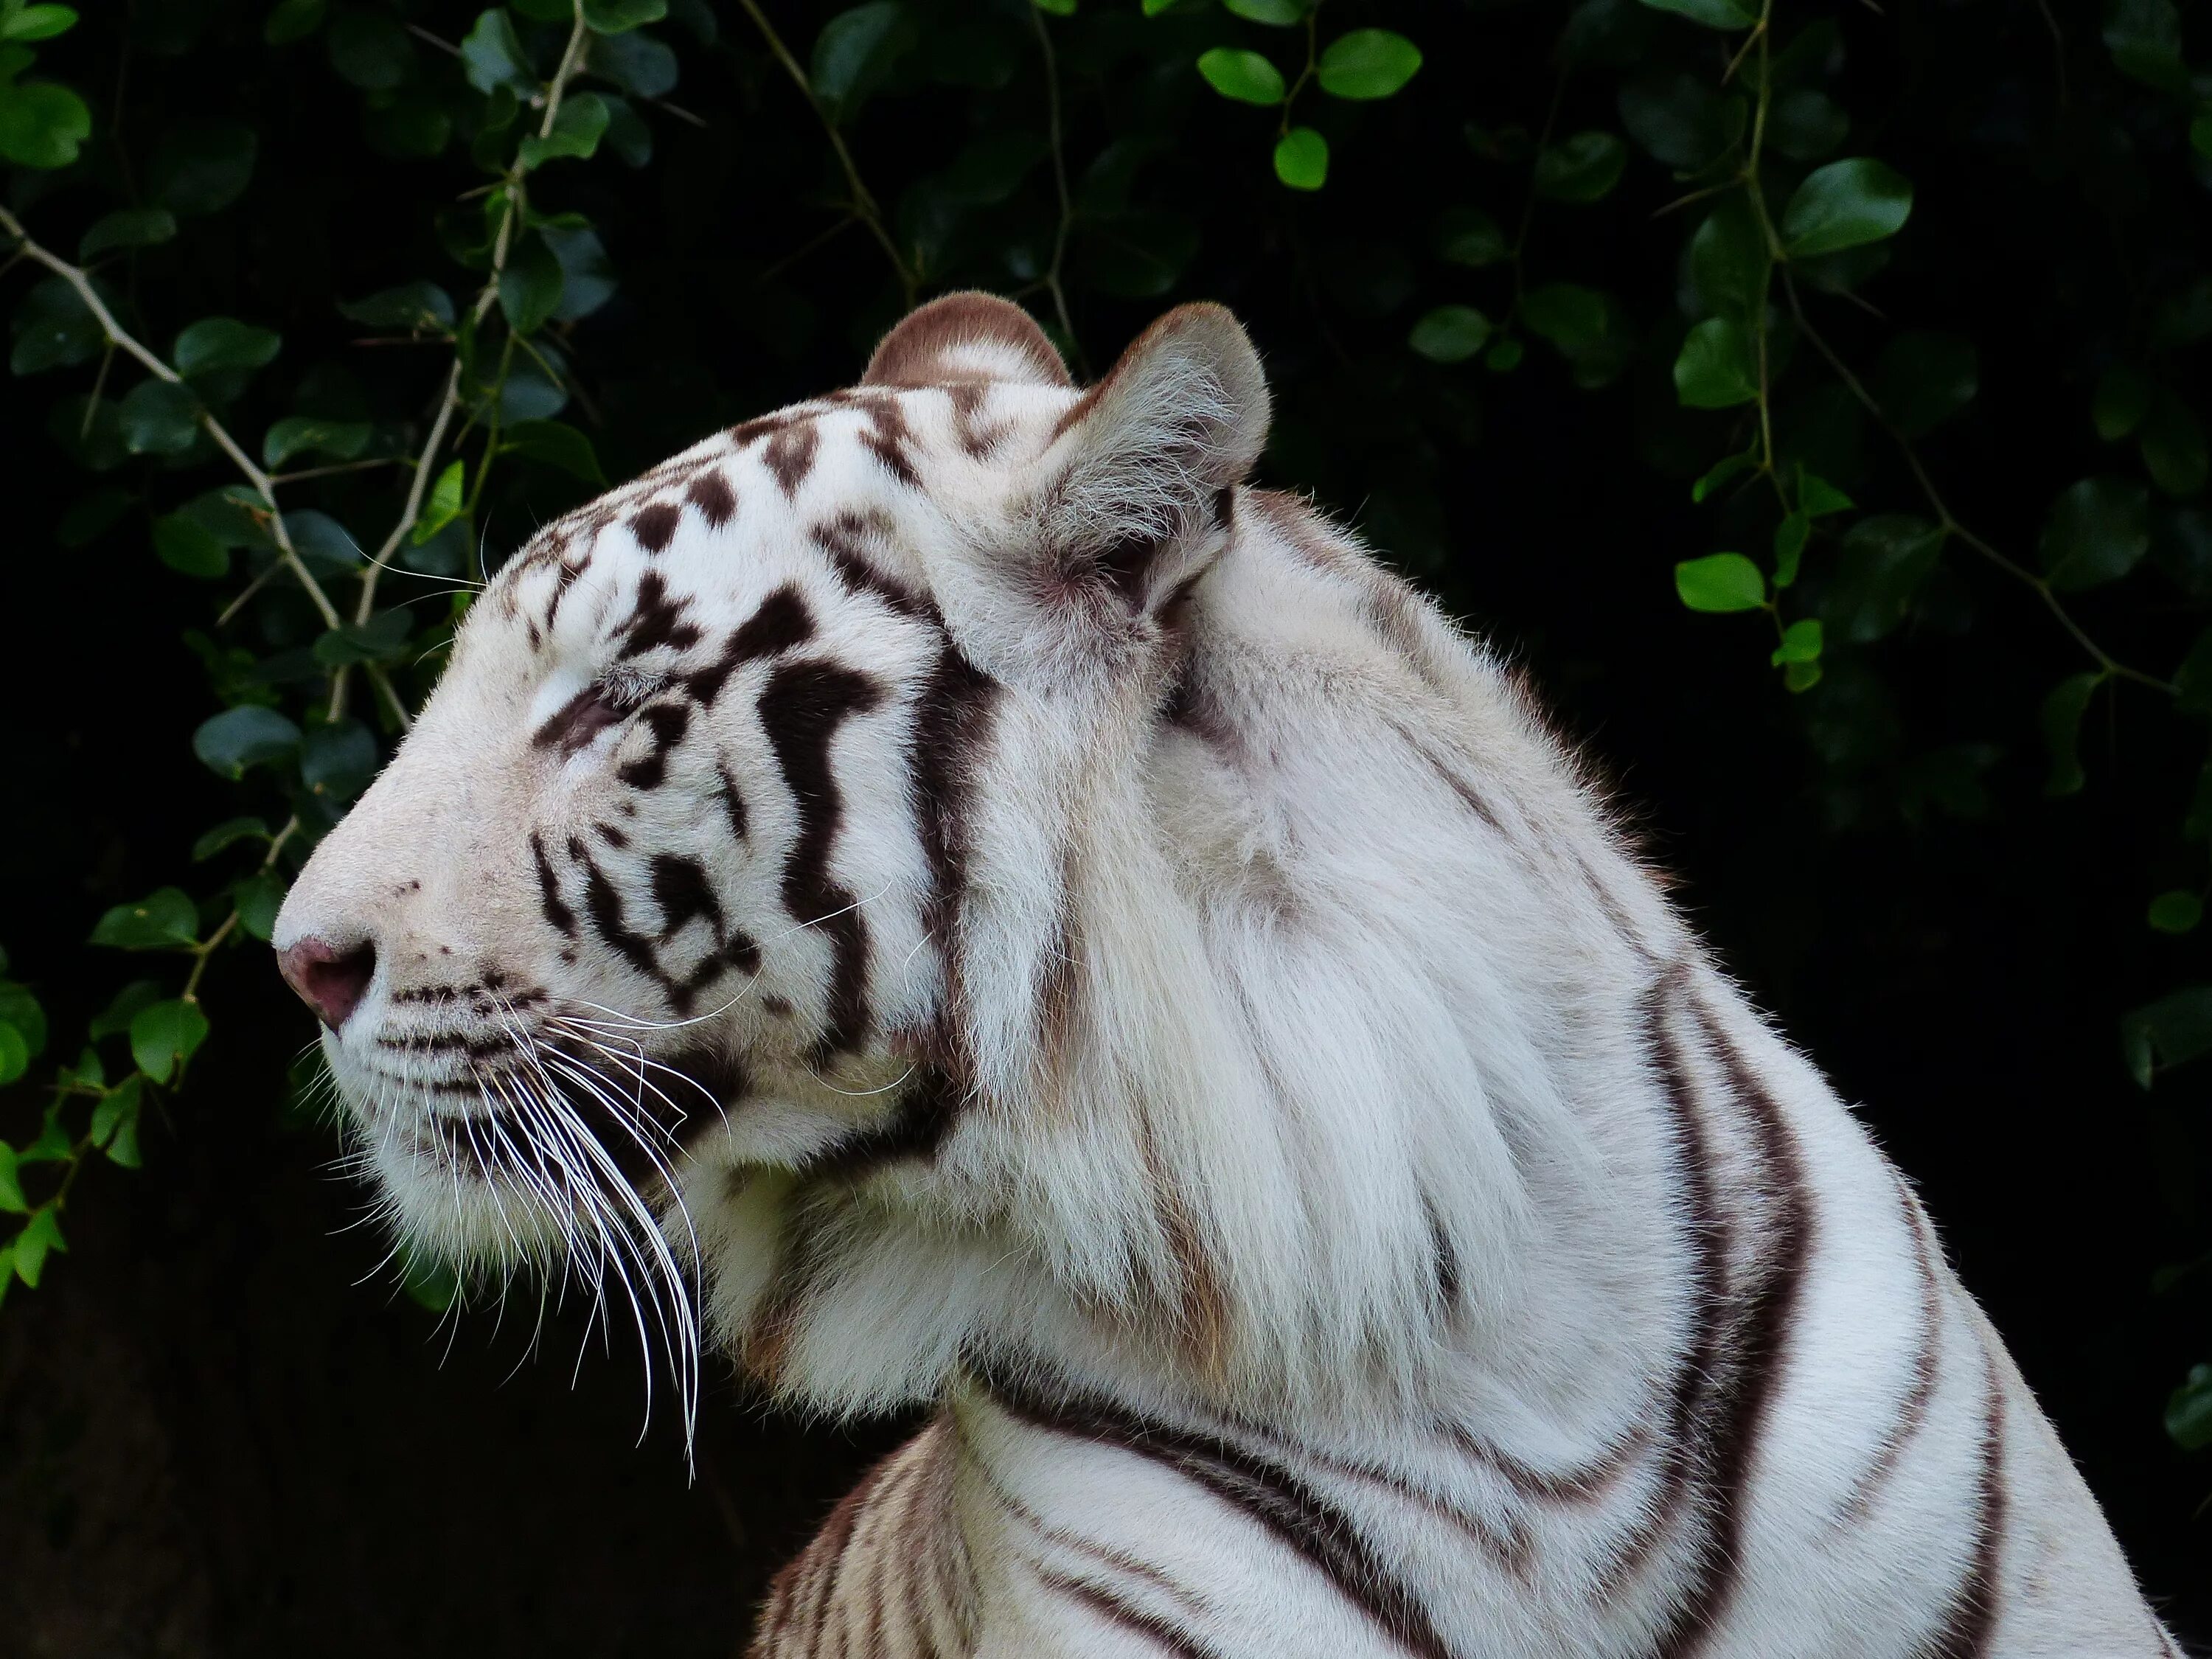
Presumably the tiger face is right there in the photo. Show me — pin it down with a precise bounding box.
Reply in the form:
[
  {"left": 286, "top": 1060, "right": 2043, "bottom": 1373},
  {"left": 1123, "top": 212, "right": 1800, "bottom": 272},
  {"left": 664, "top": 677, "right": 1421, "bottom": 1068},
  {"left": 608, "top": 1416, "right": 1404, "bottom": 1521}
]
[{"left": 273, "top": 295, "right": 1271, "bottom": 1415}]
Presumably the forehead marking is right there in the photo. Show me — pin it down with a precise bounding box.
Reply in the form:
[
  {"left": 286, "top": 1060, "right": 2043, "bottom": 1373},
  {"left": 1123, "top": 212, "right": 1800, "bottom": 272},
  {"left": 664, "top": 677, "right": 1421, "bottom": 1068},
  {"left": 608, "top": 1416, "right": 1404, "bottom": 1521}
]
[
  {"left": 762, "top": 422, "right": 820, "bottom": 498},
  {"left": 684, "top": 585, "right": 816, "bottom": 706},
  {"left": 630, "top": 501, "right": 681, "bottom": 554},
  {"left": 686, "top": 470, "right": 737, "bottom": 528},
  {"left": 615, "top": 570, "right": 703, "bottom": 659},
  {"left": 811, "top": 512, "right": 932, "bottom": 622}
]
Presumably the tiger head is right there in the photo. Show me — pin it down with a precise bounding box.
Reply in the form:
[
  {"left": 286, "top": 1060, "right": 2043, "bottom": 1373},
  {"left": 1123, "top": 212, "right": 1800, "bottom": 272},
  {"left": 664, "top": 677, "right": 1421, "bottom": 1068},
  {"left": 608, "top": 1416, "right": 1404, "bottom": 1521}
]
[{"left": 275, "top": 294, "right": 1598, "bottom": 1424}]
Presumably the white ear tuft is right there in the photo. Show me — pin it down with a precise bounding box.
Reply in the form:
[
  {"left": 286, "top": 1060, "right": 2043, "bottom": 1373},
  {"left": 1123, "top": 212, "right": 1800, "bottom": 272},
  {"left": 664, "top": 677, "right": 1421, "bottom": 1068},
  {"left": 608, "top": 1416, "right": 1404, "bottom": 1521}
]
[
  {"left": 863, "top": 291, "right": 1073, "bottom": 389},
  {"left": 1037, "top": 303, "right": 1270, "bottom": 610}
]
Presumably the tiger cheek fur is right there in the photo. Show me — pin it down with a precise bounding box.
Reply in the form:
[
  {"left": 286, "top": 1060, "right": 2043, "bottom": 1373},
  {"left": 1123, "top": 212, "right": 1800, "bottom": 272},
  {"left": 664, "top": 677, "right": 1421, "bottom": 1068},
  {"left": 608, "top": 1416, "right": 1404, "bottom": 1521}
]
[{"left": 274, "top": 294, "right": 2181, "bottom": 1659}]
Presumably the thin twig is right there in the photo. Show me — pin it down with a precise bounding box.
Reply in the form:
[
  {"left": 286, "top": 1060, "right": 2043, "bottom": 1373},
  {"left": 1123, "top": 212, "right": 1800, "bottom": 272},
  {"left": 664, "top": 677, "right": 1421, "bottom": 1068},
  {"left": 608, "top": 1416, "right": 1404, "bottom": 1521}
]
[
  {"left": 1029, "top": 2, "right": 1084, "bottom": 375},
  {"left": 0, "top": 203, "right": 345, "bottom": 634},
  {"left": 732, "top": 0, "right": 916, "bottom": 303},
  {"left": 1781, "top": 272, "right": 2174, "bottom": 695}
]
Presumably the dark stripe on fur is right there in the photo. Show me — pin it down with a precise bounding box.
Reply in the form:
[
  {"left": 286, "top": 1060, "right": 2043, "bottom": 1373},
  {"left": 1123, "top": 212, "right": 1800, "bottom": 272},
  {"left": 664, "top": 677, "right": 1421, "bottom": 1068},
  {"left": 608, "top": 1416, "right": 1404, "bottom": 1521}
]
[
  {"left": 985, "top": 1371, "right": 1455, "bottom": 1659},
  {"left": 1646, "top": 1003, "right": 1817, "bottom": 1658},
  {"left": 1913, "top": 1352, "right": 2008, "bottom": 1658},
  {"left": 758, "top": 659, "right": 885, "bottom": 1062},
  {"left": 801, "top": 1067, "right": 961, "bottom": 1183},
  {"left": 1837, "top": 1173, "right": 1945, "bottom": 1527},
  {"left": 1038, "top": 1569, "right": 1226, "bottom": 1659},
  {"left": 616, "top": 570, "right": 702, "bottom": 658},
  {"left": 530, "top": 832, "right": 577, "bottom": 936},
  {"left": 686, "top": 585, "right": 815, "bottom": 706},
  {"left": 909, "top": 641, "right": 1001, "bottom": 1076},
  {"left": 814, "top": 512, "right": 933, "bottom": 619},
  {"left": 630, "top": 500, "right": 681, "bottom": 553}
]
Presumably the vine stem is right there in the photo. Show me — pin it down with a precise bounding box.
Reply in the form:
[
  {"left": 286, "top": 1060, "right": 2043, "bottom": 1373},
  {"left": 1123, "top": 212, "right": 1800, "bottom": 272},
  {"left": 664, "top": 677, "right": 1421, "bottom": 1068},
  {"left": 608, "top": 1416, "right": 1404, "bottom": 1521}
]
[
  {"left": 1781, "top": 272, "right": 2176, "bottom": 696},
  {"left": 0, "top": 203, "right": 344, "bottom": 636},
  {"left": 733, "top": 0, "right": 916, "bottom": 305},
  {"left": 1029, "top": 1, "right": 1083, "bottom": 375},
  {"left": 181, "top": 816, "right": 300, "bottom": 1006},
  {"left": 330, "top": 0, "right": 594, "bottom": 726}
]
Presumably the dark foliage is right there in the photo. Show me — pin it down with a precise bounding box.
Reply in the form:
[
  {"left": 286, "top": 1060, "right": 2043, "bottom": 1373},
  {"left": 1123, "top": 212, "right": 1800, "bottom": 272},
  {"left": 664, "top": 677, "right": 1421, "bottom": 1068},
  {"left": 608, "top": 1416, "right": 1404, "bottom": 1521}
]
[{"left": 0, "top": 0, "right": 2207, "bottom": 1649}]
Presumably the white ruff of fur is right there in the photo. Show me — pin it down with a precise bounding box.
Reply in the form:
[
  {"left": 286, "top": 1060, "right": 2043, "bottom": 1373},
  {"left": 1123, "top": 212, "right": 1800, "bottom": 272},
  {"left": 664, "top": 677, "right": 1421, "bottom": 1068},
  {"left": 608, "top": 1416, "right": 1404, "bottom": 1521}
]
[{"left": 274, "top": 294, "right": 2184, "bottom": 1658}]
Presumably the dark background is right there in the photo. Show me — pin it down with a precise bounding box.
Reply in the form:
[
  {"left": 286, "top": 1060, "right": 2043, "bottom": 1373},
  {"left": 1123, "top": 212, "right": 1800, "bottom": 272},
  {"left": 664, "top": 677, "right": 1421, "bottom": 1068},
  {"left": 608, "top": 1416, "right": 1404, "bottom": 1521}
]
[{"left": 1, "top": 0, "right": 2207, "bottom": 1652}]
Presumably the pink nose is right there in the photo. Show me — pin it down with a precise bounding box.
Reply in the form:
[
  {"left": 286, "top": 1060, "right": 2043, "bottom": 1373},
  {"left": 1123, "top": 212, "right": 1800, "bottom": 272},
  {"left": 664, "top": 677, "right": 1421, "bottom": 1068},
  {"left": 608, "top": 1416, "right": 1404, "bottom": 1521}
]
[{"left": 278, "top": 936, "right": 377, "bottom": 1030}]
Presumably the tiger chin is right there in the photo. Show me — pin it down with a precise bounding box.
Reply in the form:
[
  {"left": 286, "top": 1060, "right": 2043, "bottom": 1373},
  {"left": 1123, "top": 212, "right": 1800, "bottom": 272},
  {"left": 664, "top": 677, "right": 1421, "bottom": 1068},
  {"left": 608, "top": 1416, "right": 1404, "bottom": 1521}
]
[{"left": 274, "top": 293, "right": 2181, "bottom": 1657}]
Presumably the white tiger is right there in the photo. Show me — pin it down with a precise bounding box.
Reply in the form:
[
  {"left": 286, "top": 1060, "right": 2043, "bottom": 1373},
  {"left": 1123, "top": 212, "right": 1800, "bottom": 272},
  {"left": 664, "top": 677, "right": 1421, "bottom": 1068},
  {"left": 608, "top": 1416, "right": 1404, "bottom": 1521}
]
[{"left": 272, "top": 293, "right": 2185, "bottom": 1657}]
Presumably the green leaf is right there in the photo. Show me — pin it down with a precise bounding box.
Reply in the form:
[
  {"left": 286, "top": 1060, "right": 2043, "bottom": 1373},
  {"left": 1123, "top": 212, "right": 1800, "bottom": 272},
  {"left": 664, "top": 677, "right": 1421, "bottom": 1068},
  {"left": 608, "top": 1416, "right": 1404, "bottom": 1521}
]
[
  {"left": 0, "top": 1020, "right": 27, "bottom": 1088},
  {"left": 1618, "top": 71, "right": 1743, "bottom": 172},
  {"left": 302, "top": 718, "right": 379, "bottom": 802},
  {"left": 2140, "top": 394, "right": 2208, "bottom": 498},
  {"left": 2093, "top": 364, "right": 2153, "bottom": 442},
  {"left": 1770, "top": 616, "right": 1823, "bottom": 666},
  {"left": 118, "top": 379, "right": 201, "bottom": 456},
  {"left": 0, "top": 1144, "right": 25, "bottom": 1214},
  {"left": 193, "top": 817, "right": 271, "bottom": 861},
  {"left": 1772, "top": 512, "right": 1810, "bottom": 587},
  {"left": 192, "top": 705, "right": 303, "bottom": 779},
  {"left": 1, "top": 6, "right": 80, "bottom": 43},
  {"left": 1673, "top": 317, "right": 1759, "bottom": 408},
  {"left": 1224, "top": 0, "right": 1307, "bottom": 21},
  {"left": 1675, "top": 552, "right": 1766, "bottom": 613},
  {"left": 1691, "top": 451, "right": 1753, "bottom": 503},
  {"left": 2039, "top": 476, "right": 2151, "bottom": 591},
  {"left": 261, "top": 415, "right": 372, "bottom": 469},
  {"left": 13, "top": 1207, "right": 66, "bottom": 1286},
  {"left": 1523, "top": 283, "right": 1630, "bottom": 386},
  {"left": 152, "top": 513, "right": 229, "bottom": 580},
  {"left": 1408, "top": 305, "right": 1492, "bottom": 364},
  {"left": 1688, "top": 196, "right": 1768, "bottom": 322},
  {"left": 1033, "top": 0, "right": 1074, "bottom": 13},
  {"left": 545, "top": 225, "right": 616, "bottom": 321},
  {"left": 1780, "top": 159, "right": 1913, "bottom": 260},
  {"left": 398, "top": 1239, "right": 461, "bottom": 1312},
  {"left": 1315, "top": 29, "right": 1421, "bottom": 100},
  {"left": 498, "top": 232, "right": 565, "bottom": 335},
  {"left": 1870, "top": 332, "right": 1977, "bottom": 438},
  {"left": 503, "top": 419, "right": 605, "bottom": 483},
  {"left": 2042, "top": 672, "right": 2102, "bottom": 796},
  {"left": 338, "top": 282, "right": 455, "bottom": 334},
  {"left": 327, "top": 5, "right": 414, "bottom": 89},
  {"left": 89, "top": 981, "right": 164, "bottom": 1042},
  {"left": 585, "top": 29, "right": 679, "bottom": 98},
  {"left": 149, "top": 121, "right": 258, "bottom": 217},
  {"left": 311, "top": 610, "right": 414, "bottom": 668},
  {"left": 89, "top": 887, "right": 200, "bottom": 950},
  {"left": 90, "top": 1077, "right": 143, "bottom": 1166},
  {"left": 811, "top": 3, "right": 916, "bottom": 124},
  {"left": 233, "top": 872, "right": 288, "bottom": 943},
  {"left": 1637, "top": 0, "right": 1754, "bottom": 29},
  {"left": 1484, "top": 337, "right": 1523, "bottom": 373},
  {"left": 461, "top": 8, "right": 536, "bottom": 96},
  {"left": 414, "top": 460, "right": 467, "bottom": 546},
  {"left": 13, "top": 272, "right": 113, "bottom": 375},
  {"left": 1273, "top": 127, "right": 1327, "bottom": 190},
  {"left": 0, "top": 80, "right": 91, "bottom": 169},
  {"left": 2194, "top": 112, "right": 2212, "bottom": 162},
  {"left": 1798, "top": 470, "right": 1854, "bottom": 518},
  {"left": 2174, "top": 629, "right": 2212, "bottom": 717},
  {"left": 0, "top": 982, "right": 46, "bottom": 1059},
  {"left": 78, "top": 208, "right": 177, "bottom": 261},
  {"left": 2103, "top": 0, "right": 2187, "bottom": 91},
  {"left": 1534, "top": 131, "right": 1627, "bottom": 204},
  {"left": 2122, "top": 988, "right": 2212, "bottom": 1088},
  {"left": 2168, "top": 1365, "right": 2212, "bottom": 1450},
  {"left": 58, "top": 487, "right": 131, "bottom": 546},
  {"left": 263, "top": 0, "right": 326, "bottom": 45},
  {"left": 1767, "top": 87, "right": 1848, "bottom": 161},
  {"left": 130, "top": 999, "right": 209, "bottom": 1085},
  {"left": 583, "top": 0, "right": 667, "bottom": 32},
  {"left": 173, "top": 317, "right": 282, "bottom": 378},
  {"left": 518, "top": 91, "right": 611, "bottom": 170},
  {"left": 2149, "top": 891, "right": 2202, "bottom": 934},
  {"left": 1435, "top": 206, "right": 1507, "bottom": 268},
  {"left": 1197, "top": 47, "right": 1284, "bottom": 105}
]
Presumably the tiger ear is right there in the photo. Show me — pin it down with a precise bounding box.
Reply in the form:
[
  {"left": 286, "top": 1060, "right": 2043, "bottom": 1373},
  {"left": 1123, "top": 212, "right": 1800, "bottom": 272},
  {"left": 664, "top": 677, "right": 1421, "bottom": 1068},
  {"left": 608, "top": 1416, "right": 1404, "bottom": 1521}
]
[
  {"left": 1034, "top": 302, "right": 1269, "bottom": 612},
  {"left": 863, "top": 291, "right": 1073, "bottom": 389}
]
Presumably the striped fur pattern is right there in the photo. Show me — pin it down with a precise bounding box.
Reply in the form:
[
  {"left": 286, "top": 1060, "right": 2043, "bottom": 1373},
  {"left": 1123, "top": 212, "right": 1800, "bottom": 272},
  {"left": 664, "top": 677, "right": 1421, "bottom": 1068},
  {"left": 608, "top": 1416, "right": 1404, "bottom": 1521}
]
[{"left": 275, "top": 294, "right": 2183, "bottom": 1656}]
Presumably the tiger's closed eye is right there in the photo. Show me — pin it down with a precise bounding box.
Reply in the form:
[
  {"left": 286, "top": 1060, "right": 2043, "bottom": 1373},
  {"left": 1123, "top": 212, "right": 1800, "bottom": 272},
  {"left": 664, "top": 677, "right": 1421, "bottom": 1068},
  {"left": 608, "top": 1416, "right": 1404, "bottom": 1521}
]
[{"left": 532, "top": 670, "right": 666, "bottom": 755}]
